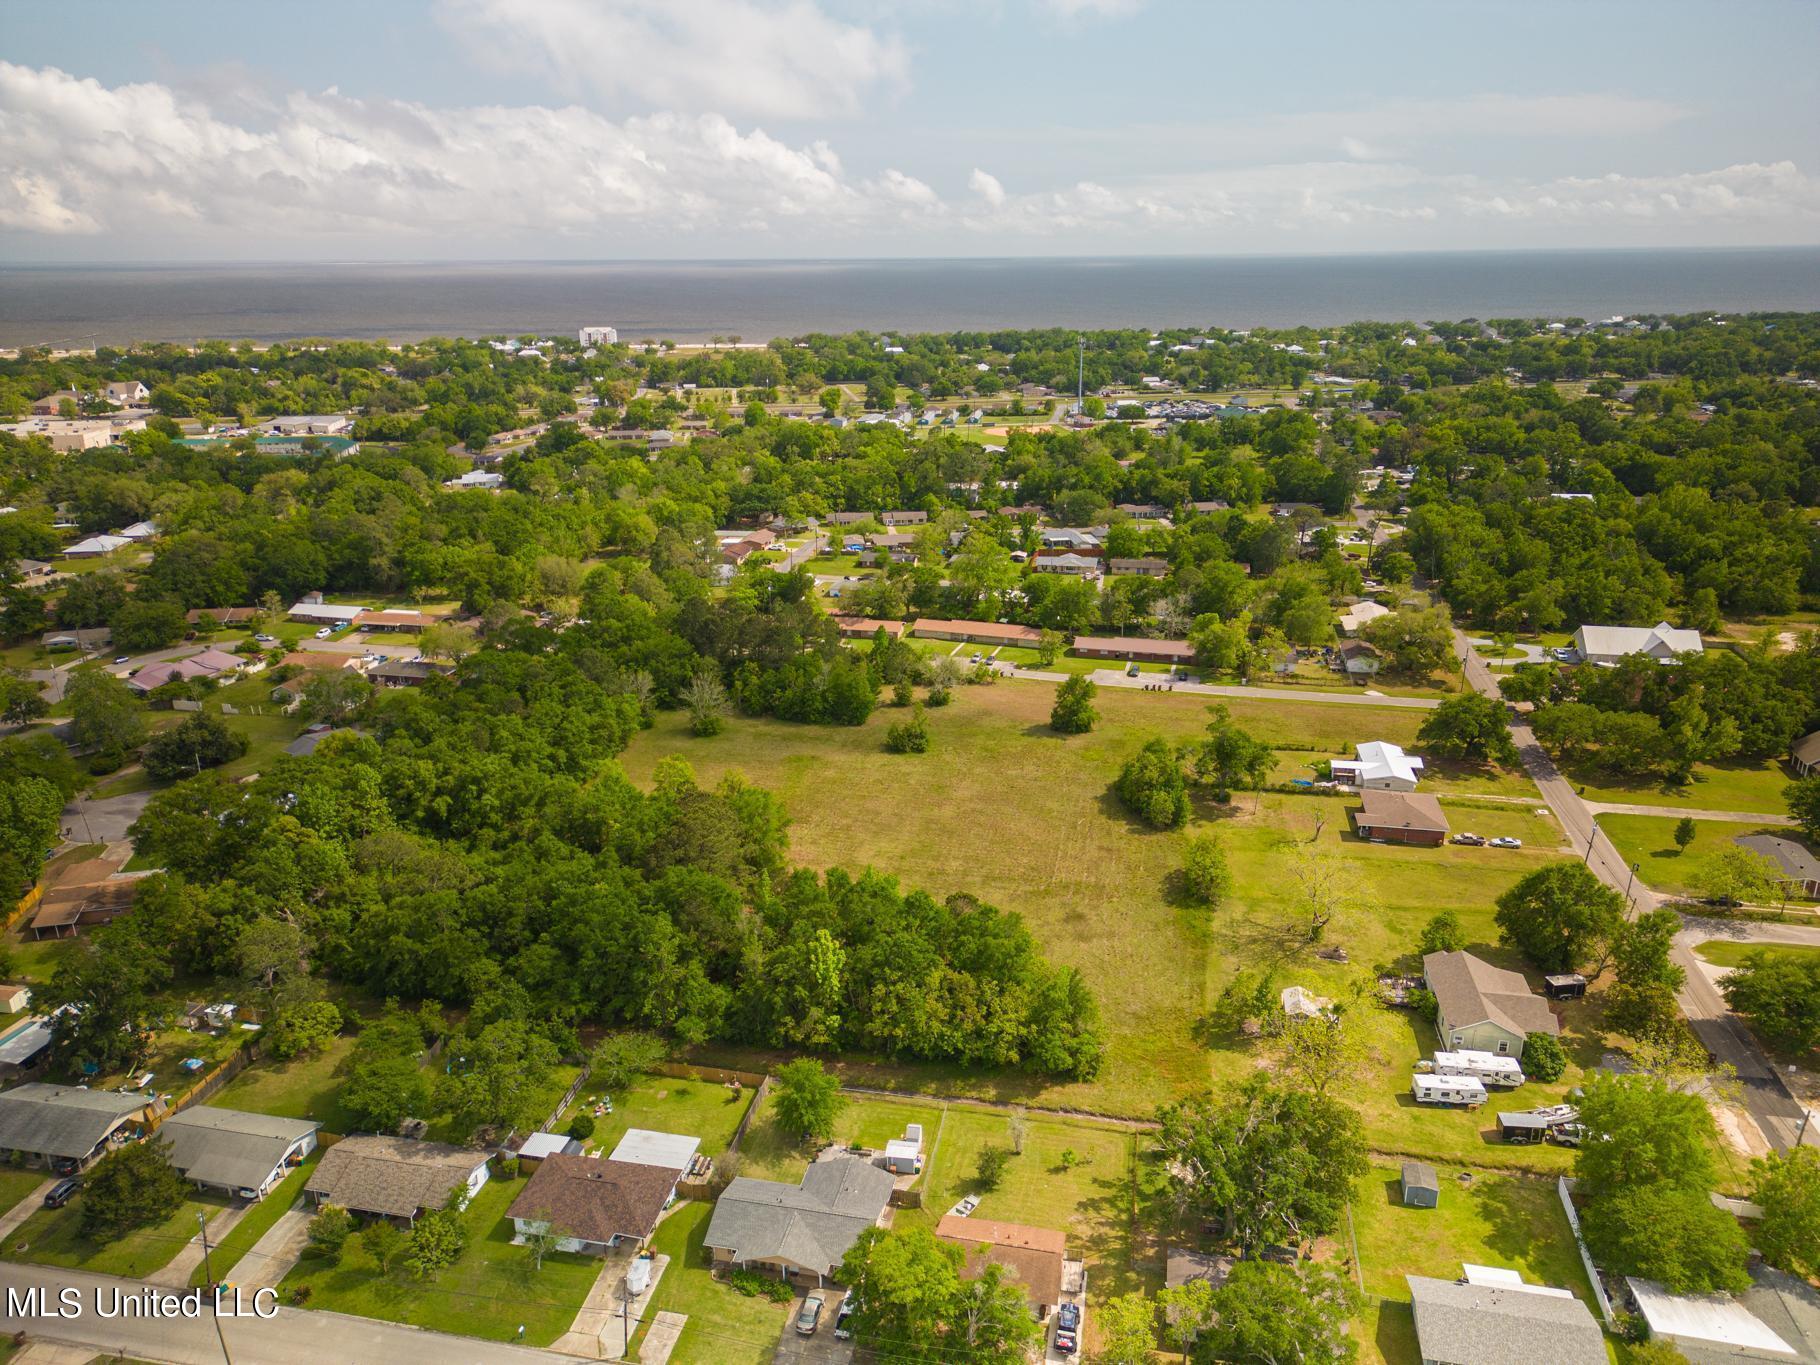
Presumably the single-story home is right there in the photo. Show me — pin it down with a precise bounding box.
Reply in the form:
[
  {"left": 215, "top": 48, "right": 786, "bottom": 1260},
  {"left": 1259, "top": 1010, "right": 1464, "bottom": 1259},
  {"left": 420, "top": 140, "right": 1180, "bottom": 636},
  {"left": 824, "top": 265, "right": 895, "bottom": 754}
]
[
  {"left": 187, "top": 607, "right": 259, "bottom": 627},
  {"left": 368, "top": 659, "right": 450, "bottom": 688},
  {"left": 1333, "top": 741, "right": 1425, "bottom": 791},
  {"left": 1353, "top": 789, "right": 1450, "bottom": 847},
  {"left": 1070, "top": 635, "right": 1195, "bottom": 664},
  {"left": 1734, "top": 833, "right": 1820, "bottom": 898},
  {"left": 507, "top": 1155, "right": 678, "bottom": 1254},
  {"left": 31, "top": 390, "right": 83, "bottom": 416},
  {"left": 0, "top": 1083, "right": 161, "bottom": 1171},
  {"left": 937, "top": 1215, "right": 1066, "bottom": 1318},
  {"left": 1423, "top": 950, "right": 1559, "bottom": 1061},
  {"left": 158, "top": 1107, "right": 319, "bottom": 1199},
  {"left": 1401, "top": 1161, "right": 1439, "bottom": 1208},
  {"left": 879, "top": 510, "right": 927, "bottom": 526},
  {"left": 829, "top": 616, "right": 907, "bottom": 640},
  {"left": 279, "top": 650, "right": 367, "bottom": 674},
  {"left": 104, "top": 380, "right": 149, "bottom": 405},
  {"left": 608, "top": 1129, "right": 702, "bottom": 1177},
  {"left": 64, "top": 534, "right": 131, "bottom": 558},
  {"left": 910, "top": 619, "right": 1042, "bottom": 648},
  {"left": 823, "top": 512, "right": 873, "bottom": 526},
  {"left": 1106, "top": 557, "right": 1169, "bottom": 578},
  {"left": 1408, "top": 1267, "right": 1605, "bottom": 1364},
  {"left": 1031, "top": 552, "right": 1100, "bottom": 576},
  {"left": 41, "top": 627, "right": 110, "bottom": 652},
  {"left": 128, "top": 656, "right": 224, "bottom": 693},
  {"left": 1625, "top": 1272, "right": 1811, "bottom": 1363},
  {"left": 1791, "top": 730, "right": 1820, "bottom": 779},
  {"left": 704, "top": 1155, "right": 893, "bottom": 1285},
  {"left": 263, "top": 415, "right": 353, "bottom": 437},
  {"left": 1338, "top": 639, "right": 1383, "bottom": 677},
  {"left": 1571, "top": 621, "right": 1703, "bottom": 665},
  {"left": 1338, "top": 600, "right": 1391, "bottom": 635},
  {"left": 357, "top": 610, "right": 429, "bottom": 633},
  {"left": 286, "top": 598, "right": 368, "bottom": 626},
  {"left": 304, "top": 1135, "right": 491, "bottom": 1224}
]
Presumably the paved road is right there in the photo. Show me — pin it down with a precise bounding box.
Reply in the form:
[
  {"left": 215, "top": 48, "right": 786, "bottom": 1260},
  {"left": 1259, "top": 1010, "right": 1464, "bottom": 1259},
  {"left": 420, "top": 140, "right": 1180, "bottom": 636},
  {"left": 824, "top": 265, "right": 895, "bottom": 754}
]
[
  {"left": 1465, "top": 636, "right": 1548, "bottom": 664},
  {"left": 1453, "top": 629, "right": 1813, "bottom": 1150},
  {"left": 60, "top": 788, "right": 154, "bottom": 845},
  {"left": 0, "top": 1262, "right": 573, "bottom": 1364},
  {"left": 994, "top": 664, "right": 1442, "bottom": 709},
  {"left": 1582, "top": 801, "right": 1792, "bottom": 825}
]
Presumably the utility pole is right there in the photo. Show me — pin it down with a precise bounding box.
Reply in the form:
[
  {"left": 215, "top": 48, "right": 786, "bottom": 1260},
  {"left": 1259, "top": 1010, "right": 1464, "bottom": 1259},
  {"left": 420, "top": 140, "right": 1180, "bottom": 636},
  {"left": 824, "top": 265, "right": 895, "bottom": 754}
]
[{"left": 198, "top": 1209, "right": 233, "bottom": 1365}]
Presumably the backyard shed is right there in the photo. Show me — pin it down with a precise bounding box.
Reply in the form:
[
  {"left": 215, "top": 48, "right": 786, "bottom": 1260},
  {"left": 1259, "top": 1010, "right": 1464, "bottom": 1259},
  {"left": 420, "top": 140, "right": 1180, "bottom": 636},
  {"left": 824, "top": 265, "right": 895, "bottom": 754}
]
[
  {"left": 1401, "top": 1161, "right": 1439, "bottom": 1208},
  {"left": 1543, "top": 974, "right": 1588, "bottom": 1000}
]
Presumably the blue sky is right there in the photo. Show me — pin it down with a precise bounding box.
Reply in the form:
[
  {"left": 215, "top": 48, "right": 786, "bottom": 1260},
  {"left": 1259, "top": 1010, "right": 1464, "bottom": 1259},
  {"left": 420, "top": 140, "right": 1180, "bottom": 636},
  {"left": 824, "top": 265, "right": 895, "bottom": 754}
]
[{"left": 3, "top": 0, "right": 1816, "bottom": 260}]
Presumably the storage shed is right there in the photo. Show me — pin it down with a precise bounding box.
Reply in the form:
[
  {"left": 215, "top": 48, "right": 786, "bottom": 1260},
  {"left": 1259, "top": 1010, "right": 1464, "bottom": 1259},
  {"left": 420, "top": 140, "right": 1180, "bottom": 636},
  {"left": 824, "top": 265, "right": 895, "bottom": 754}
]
[
  {"left": 1401, "top": 1161, "right": 1439, "bottom": 1208},
  {"left": 1543, "top": 974, "right": 1588, "bottom": 1001}
]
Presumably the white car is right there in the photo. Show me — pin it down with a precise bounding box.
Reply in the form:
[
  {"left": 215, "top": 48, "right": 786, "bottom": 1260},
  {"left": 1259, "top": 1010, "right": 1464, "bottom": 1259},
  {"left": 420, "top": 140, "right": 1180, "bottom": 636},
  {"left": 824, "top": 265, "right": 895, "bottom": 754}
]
[
  {"left": 314, "top": 626, "right": 334, "bottom": 639},
  {"left": 254, "top": 633, "right": 277, "bottom": 644},
  {"left": 1489, "top": 836, "right": 1523, "bottom": 849}
]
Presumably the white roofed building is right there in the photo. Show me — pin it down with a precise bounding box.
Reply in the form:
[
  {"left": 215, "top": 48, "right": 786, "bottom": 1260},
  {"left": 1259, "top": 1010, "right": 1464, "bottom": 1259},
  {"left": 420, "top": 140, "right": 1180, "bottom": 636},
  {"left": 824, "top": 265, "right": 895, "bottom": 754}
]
[
  {"left": 1571, "top": 621, "right": 1703, "bottom": 665},
  {"left": 1332, "top": 741, "right": 1425, "bottom": 791}
]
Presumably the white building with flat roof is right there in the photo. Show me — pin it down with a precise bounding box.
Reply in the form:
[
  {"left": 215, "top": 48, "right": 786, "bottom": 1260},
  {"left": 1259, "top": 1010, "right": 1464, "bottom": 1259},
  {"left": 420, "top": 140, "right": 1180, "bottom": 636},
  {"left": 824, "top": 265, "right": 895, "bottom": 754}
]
[{"left": 579, "top": 326, "right": 618, "bottom": 346}]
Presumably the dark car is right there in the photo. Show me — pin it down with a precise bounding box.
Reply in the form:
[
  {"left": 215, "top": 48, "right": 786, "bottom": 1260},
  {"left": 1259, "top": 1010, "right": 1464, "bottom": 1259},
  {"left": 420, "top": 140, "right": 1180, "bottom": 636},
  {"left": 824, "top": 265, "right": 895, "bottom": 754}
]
[
  {"left": 44, "top": 1178, "right": 79, "bottom": 1208},
  {"left": 795, "top": 1295, "right": 824, "bottom": 1336},
  {"left": 50, "top": 1157, "right": 80, "bottom": 1177},
  {"left": 1055, "top": 1324, "right": 1079, "bottom": 1356}
]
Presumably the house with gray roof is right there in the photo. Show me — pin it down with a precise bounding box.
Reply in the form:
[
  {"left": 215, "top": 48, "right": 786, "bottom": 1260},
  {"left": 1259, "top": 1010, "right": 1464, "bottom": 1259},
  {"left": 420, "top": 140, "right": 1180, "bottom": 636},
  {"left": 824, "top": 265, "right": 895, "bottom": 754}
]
[
  {"left": 1408, "top": 1270, "right": 1605, "bottom": 1364},
  {"left": 1423, "top": 951, "right": 1558, "bottom": 1061},
  {"left": 157, "top": 1107, "right": 319, "bottom": 1199},
  {"left": 1734, "top": 833, "right": 1820, "bottom": 899},
  {"left": 704, "top": 1154, "right": 893, "bottom": 1286},
  {"left": 1571, "top": 620, "right": 1703, "bottom": 665},
  {"left": 0, "top": 1083, "right": 160, "bottom": 1171},
  {"left": 1791, "top": 730, "right": 1820, "bottom": 779}
]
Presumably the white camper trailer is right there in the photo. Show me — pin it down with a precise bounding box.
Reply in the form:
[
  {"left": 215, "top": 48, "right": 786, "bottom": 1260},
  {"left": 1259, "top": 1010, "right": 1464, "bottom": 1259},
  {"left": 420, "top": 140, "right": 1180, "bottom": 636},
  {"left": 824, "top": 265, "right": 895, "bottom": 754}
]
[
  {"left": 1426, "top": 1050, "right": 1527, "bottom": 1089},
  {"left": 1411, "top": 1073, "right": 1488, "bottom": 1108}
]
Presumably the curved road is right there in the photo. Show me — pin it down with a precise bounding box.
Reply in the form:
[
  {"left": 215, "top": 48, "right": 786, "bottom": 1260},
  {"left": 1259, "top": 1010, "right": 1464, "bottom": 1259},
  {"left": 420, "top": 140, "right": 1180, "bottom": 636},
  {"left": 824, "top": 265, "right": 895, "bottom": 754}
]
[{"left": 1451, "top": 629, "right": 1814, "bottom": 1151}]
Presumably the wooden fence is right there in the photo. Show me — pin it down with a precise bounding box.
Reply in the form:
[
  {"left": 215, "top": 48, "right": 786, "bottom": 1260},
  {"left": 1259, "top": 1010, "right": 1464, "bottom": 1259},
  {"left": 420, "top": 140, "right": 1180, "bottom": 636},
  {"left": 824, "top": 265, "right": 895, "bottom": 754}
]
[
  {"left": 541, "top": 1066, "right": 591, "bottom": 1133},
  {"left": 5, "top": 883, "right": 43, "bottom": 934},
  {"left": 150, "top": 1038, "right": 263, "bottom": 1130}
]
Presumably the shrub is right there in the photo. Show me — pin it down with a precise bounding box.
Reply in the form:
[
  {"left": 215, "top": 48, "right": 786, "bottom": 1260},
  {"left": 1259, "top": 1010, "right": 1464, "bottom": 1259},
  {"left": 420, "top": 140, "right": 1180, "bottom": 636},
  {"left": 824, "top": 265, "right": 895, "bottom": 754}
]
[
  {"left": 1180, "top": 833, "right": 1231, "bottom": 908},
  {"left": 307, "top": 1205, "right": 354, "bottom": 1260},
  {"left": 566, "top": 1113, "right": 596, "bottom": 1141},
  {"left": 1115, "top": 737, "right": 1189, "bottom": 829},
  {"left": 976, "top": 1144, "right": 1012, "bottom": 1191},
  {"left": 1520, "top": 1031, "right": 1567, "bottom": 1082},
  {"left": 885, "top": 703, "right": 930, "bottom": 754},
  {"left": 729, "top": 1269, "right": 795, "bottom": 1301},
  {"left": 1417, "top": 910, "right": 1467, "bottom": 957}
]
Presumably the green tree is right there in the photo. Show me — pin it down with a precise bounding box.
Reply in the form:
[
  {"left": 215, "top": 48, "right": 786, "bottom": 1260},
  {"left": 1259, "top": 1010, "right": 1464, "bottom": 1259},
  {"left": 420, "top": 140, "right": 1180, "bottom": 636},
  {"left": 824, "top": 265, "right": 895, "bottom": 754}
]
[
  {"left": 0, "top": 775, "right": 61, "bottom": 886},
  {"left": 1417, "top": 692, "right": 1519, "bottom": 766},
  {"left": 1049, "top": 674, "right": 1098, "bottom": 734},
  {"left": 1187, "top": 704, "right": 1273, "bottom": 802},
  {"left": 1180, "top": 833, "right": 1231, "bottom": 908},
  {"left": 1521, "top": 1031, "right": 1567, "bottom": 1082},
  {"left": 1748, "top": 1147, "right": 1820, "bottom": 1278},
  {"left": 772, "top": 1058, "right": 845, "bottom": 1141},
  {"left": 1719, "top": 950, "right": 1820, "bottom": 1051},
  {"left": 975, "top": 1144, "right": 1012, "bottom": 1190},
  {"left": 363, "top": 1219, "right": 407, "bottom": 1274},
  {"left": 436, "top": 1019, "right": 560, "bottom": 1135},
  {"left": 1197, "top": 1260, "right": 1361, "bottom": 1365},
  {"left": 66, "top": 668, "right": 145, "bottom": 759},
  {"left": 1494, "top": 861, "right": 1625, "bottom": 974},
  {"left": 1787, "top": 774, "right": 1820, "bottom": 842},
  {"left": 1417, "top": 910, "right": 1467, "bottom": 957},
  {"left": 818, "top": 387, "right": 841, "bottom": 416},
  {"left": 683, "top": 669, "right": 730, "bottom": 737},
  {"left": 307, "top": 1205, "right": 355, "bottom": 1261},
  {"left": 1115, "top": 738, "right": 1190, "bottom": 829},
  {"left": 0, "top": 669, "right": 47, "bottom": 727},
  {"left": 1672, "top": 816, "right": 1697, "bottom": 853},
  {"left": 298, "top": 670, "right": 372, "bottom": 724},
  {"left": 142, "top": 711, "right": 249, "bottom": 781},
  {"left": 1695, "top": 845, "right": 1784, "bottom": 907},
  {"left": 588, "top": 1031, "right": 669, "bottom": 1094},
  {"left": 1360, "top": 606, "right": 1455, "bottom": 677},
  {"left": 342, "top": 1053, "right": 431, "bottom": 1133},
  {"left": 1572, "top": 1072, "right": 1716, "bottom": 1201},
  {"left": 265, "top": 1000, "right": 343, "bottom": 1061},
  {"left": 1581, "top": 1180, "right": 1750, "bottom": 1295},
  {"left": 1093, "top": 1292, "right": 1158, "bottom": 1365},
  {"left": 110, "top": 597, "right": 187, "bottom": 653},
  {"left": 403, "top": 1200, "right": 467, "bottom": 1278},
  {"left": 1035, "top": 629, "right": 1063, "bottom": 667},
  {"left": 79, "top": 1141, "right": 189, "bottom": 1242},
  {"left": 1605, "top": 909, "right": 1686, "bottom": 1042}
]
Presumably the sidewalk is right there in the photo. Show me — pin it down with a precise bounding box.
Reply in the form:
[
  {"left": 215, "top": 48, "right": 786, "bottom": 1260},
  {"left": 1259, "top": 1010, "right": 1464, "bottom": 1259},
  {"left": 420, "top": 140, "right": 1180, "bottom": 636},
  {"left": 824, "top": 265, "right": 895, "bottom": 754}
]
[{"left": 0, "top": 1178, "right": 54, "bottom": 1245}]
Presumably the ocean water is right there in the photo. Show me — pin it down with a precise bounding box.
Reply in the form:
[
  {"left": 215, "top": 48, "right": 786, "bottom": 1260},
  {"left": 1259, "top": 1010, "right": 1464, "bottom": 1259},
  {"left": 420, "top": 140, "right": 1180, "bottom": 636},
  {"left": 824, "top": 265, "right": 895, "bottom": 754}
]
[{"left": 3, "top": 249, "right": 1818, "bottom": 348}]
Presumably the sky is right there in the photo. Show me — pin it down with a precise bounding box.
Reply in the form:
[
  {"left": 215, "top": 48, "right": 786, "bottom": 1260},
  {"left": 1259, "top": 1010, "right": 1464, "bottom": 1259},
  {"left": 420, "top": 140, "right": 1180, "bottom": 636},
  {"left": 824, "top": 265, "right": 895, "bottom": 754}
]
[{"left": 2, "top": 0, "right": 1817, "bottom": 262}]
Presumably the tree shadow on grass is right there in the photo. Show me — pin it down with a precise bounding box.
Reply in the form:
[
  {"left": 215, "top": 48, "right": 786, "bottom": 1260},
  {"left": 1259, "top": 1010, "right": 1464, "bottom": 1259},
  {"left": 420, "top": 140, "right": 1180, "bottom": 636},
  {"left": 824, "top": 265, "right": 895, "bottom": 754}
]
[
  {"left": 1470, "top": 1174, "right": 1557, "bottom": 1266},
  {"left": 1208, "top": 906, "right": 1316, "bottom": 970}
]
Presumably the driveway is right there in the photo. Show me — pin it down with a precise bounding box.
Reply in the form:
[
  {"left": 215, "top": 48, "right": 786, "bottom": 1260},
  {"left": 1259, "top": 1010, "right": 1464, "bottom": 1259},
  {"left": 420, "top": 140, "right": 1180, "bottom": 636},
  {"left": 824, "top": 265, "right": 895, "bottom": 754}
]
[
  {"left": 772, "top": 1291, "right": 851, "bottom": 1365},
  {"left": 0, "top": 1260, "right": 574, "bottom": 1363},
  {"left": 1465, "top": 636, "right": 1548, "bottom": 665},
  {"left": 60, "top": 788, "right": 154, "bottom": 845},
  {"left": 230, "top": 1205, "right": 314, "bottom": 1292}
]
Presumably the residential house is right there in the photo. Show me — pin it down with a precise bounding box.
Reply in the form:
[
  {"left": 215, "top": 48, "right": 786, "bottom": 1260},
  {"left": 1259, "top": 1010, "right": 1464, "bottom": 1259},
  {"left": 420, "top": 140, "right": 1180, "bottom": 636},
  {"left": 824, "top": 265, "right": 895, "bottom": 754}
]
[
  {"left": 444, "top": 469, "right": 504, "bottom": 490},
  {"left": 1354, "top": 790, "right": 1450, "bottom": 847},
  {"left": 829, "top": 616, "right": 907, "bottom": 640},
  {"left": 1338, "top": 601, "right": 1391, "bottom": 635},
  {"left": 1115, "top": 503, "right": 1169, "bottom": 519},
  {"left": 1422, "top": 950, "right": 1559, "bottom": 1060},
  {"left": 30, "top": 390, "right": 83, "bottom": 416},
  {"left": 1031, "top": 552, "right": 1100, "bottom": 576},
  {"left": 286, "top": 596, "right": 368, "bottom": 626},
  {"left": 880, "top": 510, "right": 928, "bottom": 526},
  {"left": 1332, "top": 741, "right": 1425, "bottom": 791},
  {"left": 103, "top": 381, "right": 149, "bottom": 406},
  {"left": 12, "top": 559, "right": 52, "bottom": 582},
  {"left": 263, "top": 415, "right": 353, "bottom": 437},
  {"left": 187, "top": 607, "right": 259, "bottom": 628},
  {"left": 357, "top": 610, "right": 430, "bottom": 633},
  {"left": 703, "top": 1155, "right": 893, "bottom": 1286},
  {"left": 118, "top": 520, "right": 158, "bottom": 541},
  {"left": 29, "top": 854, "right": 144, "bottom": 940},
  {"left": 910, "top": 619, "right": 1041, "bottom": 648},
  {"left": 1571, "top": 621, "right": 1703, "bottom": 665},
  {"left": 1407, "top": 1268, "right": 1605, "bottom": 1364},
  {"left": 158, "top": 1108, "right": 319, "bottom": 1199},
  {"left": 936, "top": 1215, "right": 1067, "bottom": 1318},
  {"left": 368, "top": 659, "right": 452, "bottom": 688},
  {"left": 1733, "top": 834, "right": 1820, "bottom": 898},
  {"left": 1789, "top": 729, "right": 1820, "bottom": 779},
  {"left": 1106, "top": 557, "right": 1169, "bottom": 578},
  {"left": 1626, "top": 1266, "right": 1818, "bottom": 1364},
  {"left": 0, "top": 1083, "right": 161, "bottom": 1172},
  {"left": 126, "top": 657, "right": 219, "bottom": 693},
  {"left": 304, "top": 1134, "right": 491, "bottom": 1224},
  {"left": 507, "top": 1155, "right": 678, "bottom": 1254},
  {"left": 1338, "top": 639, "right": 1383, "bottom": 677},
  {"left": 63, "top": 534, "right": 131, "bottom": 558},
  {"left": 1189, "top": 500, "right": 1231, "bottom": 514},
  {"left": 1070, "top": 635, "right": 1194, "bottom": 664},
  {"left": 823, "top": 512, "right": 874, "bottom": 526},
  {"left": 1039, "top": 528, "right": 1102, "bottom": 550}
]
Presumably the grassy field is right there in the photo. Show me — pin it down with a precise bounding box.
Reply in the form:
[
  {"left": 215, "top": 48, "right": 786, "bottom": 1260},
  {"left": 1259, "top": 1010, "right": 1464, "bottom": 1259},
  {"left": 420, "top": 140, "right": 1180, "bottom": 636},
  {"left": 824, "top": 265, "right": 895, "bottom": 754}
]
[
  {"left": 279, "top": 1173, "right": 600, "bottom": 1346},
  {"left": 1599, "top": 813, "right": 1813, "bottom": 899},
  {"left": 2, "top": 1191, "right": 230, "bottom": 1278},
  {"left": 1695, "top": 939, "right": 1820, "bottom": 969},
  {"left": 737, "top": 1092, "right": 946, "bottom": 1185},
  {"left": 214, "top": 1034, "right": 361, "bottom": 1133},
  {"left": 189, "top": 1152, "right": 321, "bottom": 1287},
  {"left": 558, "top": 1072, "right": 755, "bottom": 1159},
  {"left": 626, "top": 1200, "right": 789, "bottom": 1365},
  {"left": 0, "top": 1170, "right": 48, "bottom": 1218},
  {"left": 622, "top": 682, "right": 1554, "bottom": 1122},
  {"left": 1563, "top": 755, "right": 1794, "bottom": 815}
]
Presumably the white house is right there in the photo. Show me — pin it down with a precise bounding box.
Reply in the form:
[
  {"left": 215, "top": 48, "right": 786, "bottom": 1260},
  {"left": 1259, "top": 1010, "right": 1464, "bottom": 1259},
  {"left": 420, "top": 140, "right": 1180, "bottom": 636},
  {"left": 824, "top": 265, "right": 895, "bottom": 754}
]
[
  {"left": 1331, "top": 741, "right": 1425, "bottom": 791},
  {"left": 263, "top": 415, "right": 353, "bottom": 437},
  {"left": 118, "top": 520, "right": 158, "bottom": 541},
  {"left": 1571, "top": 622, "right": 1703, "bottom": 665},
  {"left": 63, "top": 534, "right": 131, "bottom": 558},
  {"left": 103, "top": 381, "right": 149, "bottom": 406},
  {"left": 444, "top": 469, "right": 504, "bottom": 490},
  {"left": 579, "top": 325, "right": 618, "bottom": 346},
  {"left": 1337, "top": 601, "right": 1391, "bottom": 635}
]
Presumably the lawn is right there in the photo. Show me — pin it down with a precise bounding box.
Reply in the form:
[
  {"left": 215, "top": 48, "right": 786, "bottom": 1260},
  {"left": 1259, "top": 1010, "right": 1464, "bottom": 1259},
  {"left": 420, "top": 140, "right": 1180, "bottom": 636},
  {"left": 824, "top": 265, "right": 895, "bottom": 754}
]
[
  {"left": 279, "top": 1172, "right": 600, "bottom": 1346},
  {"left": 558, "top": 1072, "right": 755, "bottom": 1160},
  {"left": 214, "top": 1034, "right": 361, "bottom": 1134},
  {"left": 736, "top": 1092, "right": 944, "bottom": 1185},
  {"left": 189, "top": 1151, "right": 321, "bottom": 1287},
  {"left": 1564, "top": 755, "right": 1794, "bottom": 815},
  {"left": 621, "top": 684, "right": 1556, "bottom": 1124},
  {"left": 626, "top": 1200, "right": 789, "bottom": 1365},
  {"left": 0, "top": 1169, "right": 48, "bottom": 1218},
  {"left": 2, "top": 1191, "right": 230, "bottom": 1278},
  {"left": 1598, "top": 814, "right": 1813, "bottom": 900},
  {"left": 1695, "top": 939, "right": 1820, "bottom": 970}
]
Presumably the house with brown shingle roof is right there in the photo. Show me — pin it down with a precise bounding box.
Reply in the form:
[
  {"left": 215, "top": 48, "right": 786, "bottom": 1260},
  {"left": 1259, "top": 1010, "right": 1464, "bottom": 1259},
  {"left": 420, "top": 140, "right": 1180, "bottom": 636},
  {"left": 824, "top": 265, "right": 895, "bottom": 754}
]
[
  {"left": 937, "top": 1215, "right": 1067, "bottom": 1317},
  {"left": 304, "top": 1135, "right": 491, "bottom": 1224},
  {"left": 1422, "top": 951, "right": 1558, "bottom": 1061},
  {"left": 507, "top": 1155, "right": 679, "bottom": 1254},
  {"left": 1353, "top": 789, "right": 1450, "bottom": 847}
]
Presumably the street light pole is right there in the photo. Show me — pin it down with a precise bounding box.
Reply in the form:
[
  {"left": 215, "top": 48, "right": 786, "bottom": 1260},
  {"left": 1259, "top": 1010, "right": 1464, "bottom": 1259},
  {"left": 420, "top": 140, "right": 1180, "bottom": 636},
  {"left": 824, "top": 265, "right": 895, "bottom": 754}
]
[
  {"left": 198, "top": 1209, "right": 233, "bottom": 1365},
  {"left": 1624, "top": 861, "right": 1639, "bottom": 908},
  {"left": 1583, "top": 820, "right": 1597, "bottom": 866}
]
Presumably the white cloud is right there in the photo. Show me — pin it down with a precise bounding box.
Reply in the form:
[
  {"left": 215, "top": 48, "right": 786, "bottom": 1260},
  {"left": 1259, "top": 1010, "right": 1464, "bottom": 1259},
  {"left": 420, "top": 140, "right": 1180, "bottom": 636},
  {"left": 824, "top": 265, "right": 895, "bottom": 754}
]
[
  {"left": 968, "top": 168, "right": 1007, "bottom": 205},
  {"left": 1458, "top": 161, "right": 1820, "bottom": 223},
  {"left": 1039, "top": 0, "right": 1145, "bottom": 17},
  {"left": 436, "top": 0, "right": 909, "bottom": 119}
]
